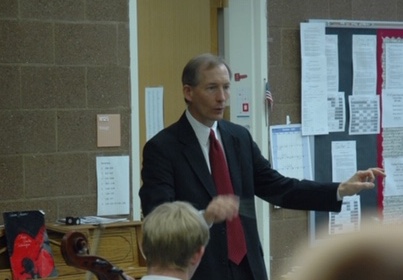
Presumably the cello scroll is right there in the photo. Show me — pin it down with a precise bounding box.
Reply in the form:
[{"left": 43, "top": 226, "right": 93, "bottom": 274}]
[{"left": 60, "top": 231, "right": 130, "bottom": 280}]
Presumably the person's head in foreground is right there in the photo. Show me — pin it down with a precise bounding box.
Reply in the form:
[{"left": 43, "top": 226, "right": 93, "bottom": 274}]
[
  {"left": 288, "top": 223, "right": 403, "bottom": 280},
  {"left": 141, "top": 201, "right": 210, "bottom": 280}
]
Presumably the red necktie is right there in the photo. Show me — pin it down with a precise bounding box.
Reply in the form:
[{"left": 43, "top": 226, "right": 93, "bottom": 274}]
[{"left": 209, "top": 129, "right": 247, "bottom": 265}]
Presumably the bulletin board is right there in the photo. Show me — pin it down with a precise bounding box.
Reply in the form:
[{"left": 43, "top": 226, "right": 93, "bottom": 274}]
[{"left": 307, "top": 20, "right": 403, "bottom": 245}]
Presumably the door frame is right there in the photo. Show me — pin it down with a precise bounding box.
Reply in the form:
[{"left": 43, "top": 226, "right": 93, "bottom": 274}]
[{"left": 224, "top": 0, "right": 270, "bottom": 277}]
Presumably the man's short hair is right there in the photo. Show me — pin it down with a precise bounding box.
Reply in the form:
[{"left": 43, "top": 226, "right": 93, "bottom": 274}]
[
  {"left": 141, "top": 201, "right": 210, "bottom": 270},
  {"left": 181, "top": 53, "right": 232, "bottom": 87}
]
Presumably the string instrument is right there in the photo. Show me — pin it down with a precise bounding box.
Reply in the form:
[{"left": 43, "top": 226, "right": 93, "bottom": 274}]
[{"left": 61, "top": 231, "right": 130, "bottom": 280}]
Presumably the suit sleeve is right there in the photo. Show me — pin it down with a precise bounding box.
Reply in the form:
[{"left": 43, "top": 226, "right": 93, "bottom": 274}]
[
  {"left": 139, "top": 139, "right": 176, "bottom": 216},
  {"left": 250, "top": 137, "right": 342, "bottom": 212}
]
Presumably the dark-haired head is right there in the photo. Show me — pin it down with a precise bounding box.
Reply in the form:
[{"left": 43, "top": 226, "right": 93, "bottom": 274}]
[{"left": 182, "top": 53, "right": 232, "bottom": 88}]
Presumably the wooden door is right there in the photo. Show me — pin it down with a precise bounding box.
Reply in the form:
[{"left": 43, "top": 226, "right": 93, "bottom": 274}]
[{"left": 137, "top": 0, "right": 225, "bottom": 149}]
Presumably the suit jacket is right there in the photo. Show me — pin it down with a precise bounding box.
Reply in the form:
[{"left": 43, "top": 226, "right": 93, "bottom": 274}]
[{"left": 139, "top": 112, "right": 342, "bottom": 280}]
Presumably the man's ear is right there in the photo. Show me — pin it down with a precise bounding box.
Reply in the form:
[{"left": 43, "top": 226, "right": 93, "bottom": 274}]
[
  {"left": 183, "top": 85, "right": 192, "bottom": 103},
  {"left": 189, "top": 246, "right": 205, "bottom": 266}
]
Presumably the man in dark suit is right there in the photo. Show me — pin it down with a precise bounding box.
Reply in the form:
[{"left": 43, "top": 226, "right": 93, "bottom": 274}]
[{"left": 139, "top": 53, "right": 385, "bottom": 280}]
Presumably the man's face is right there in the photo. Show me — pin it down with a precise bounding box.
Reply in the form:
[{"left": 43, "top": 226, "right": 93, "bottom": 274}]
[{"left": 184, "top": 64, "right": 230, "bottom": 127}]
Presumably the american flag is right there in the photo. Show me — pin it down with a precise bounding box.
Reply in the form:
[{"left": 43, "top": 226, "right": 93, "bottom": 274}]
[{"left": 265, "top": 82, "right": 273, "bottom": 110}]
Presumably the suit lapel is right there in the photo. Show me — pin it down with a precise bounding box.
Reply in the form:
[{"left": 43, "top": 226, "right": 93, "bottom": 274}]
[
  {"left": 218, "top": 121, "right": 243, "bottom": 195},
  {"left": 177, "top": 114, "right": 217, "bottom": 198}
]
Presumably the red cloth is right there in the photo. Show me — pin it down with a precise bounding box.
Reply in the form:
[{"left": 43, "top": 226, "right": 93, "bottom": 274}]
[
  {"left": 209, "top": 129, "right": 247, "bottom": 265},
  {"left": 375, "top": 29, "right": 403, "bottom": 218}
]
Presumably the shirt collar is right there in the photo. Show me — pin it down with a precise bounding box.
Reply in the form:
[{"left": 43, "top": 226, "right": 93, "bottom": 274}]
[{"left": 185, "top": 110, "right": 217, "bottom": 146}]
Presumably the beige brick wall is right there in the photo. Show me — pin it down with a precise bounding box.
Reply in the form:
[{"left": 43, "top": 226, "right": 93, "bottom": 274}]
[{"left": 0, "top": 0, "right": 130, "bottom": 223}]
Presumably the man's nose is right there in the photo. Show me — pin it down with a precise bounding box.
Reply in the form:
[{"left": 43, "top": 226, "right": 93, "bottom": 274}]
[{"left": 216, "top": 88, "right": 228, "bottom": 101}]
